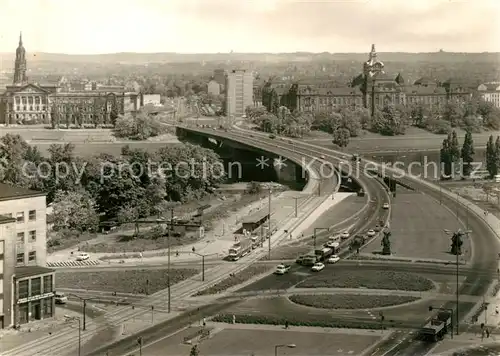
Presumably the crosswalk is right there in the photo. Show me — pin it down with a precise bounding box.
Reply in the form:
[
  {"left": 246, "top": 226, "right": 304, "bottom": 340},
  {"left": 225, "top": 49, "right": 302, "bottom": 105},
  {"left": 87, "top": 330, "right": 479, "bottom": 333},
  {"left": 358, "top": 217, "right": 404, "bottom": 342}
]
[{"left": 47, "top": 260, "right": 100, "bottom": 268}]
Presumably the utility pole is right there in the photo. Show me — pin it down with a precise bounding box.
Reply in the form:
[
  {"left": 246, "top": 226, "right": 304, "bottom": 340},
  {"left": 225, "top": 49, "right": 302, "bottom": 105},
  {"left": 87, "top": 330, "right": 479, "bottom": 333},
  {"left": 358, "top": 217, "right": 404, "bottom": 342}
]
[
  {"left": 168, "top": 207, "right": 173, "bottom": 313},
  {"left": 268, "top": 188, "right": 272, "bottom": 260}
]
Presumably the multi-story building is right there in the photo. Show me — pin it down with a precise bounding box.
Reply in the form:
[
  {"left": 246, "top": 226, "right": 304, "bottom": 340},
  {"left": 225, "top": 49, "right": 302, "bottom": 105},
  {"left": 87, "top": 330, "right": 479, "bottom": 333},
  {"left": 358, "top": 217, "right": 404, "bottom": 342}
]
[
  {"left": 225, "top": 69, "right": 254, "bottom": 117},
  {"left": 0, "top": 183, "right": 55, "bottom": 328},
  {"left": 477, "top": 82, "right": 500, "bottom": 108},
  {"left": 263, "top": 44, "right": 471, "bottom": 115},
  {"left": 0, "top": 33, "right": 141, "bottom": 127}
]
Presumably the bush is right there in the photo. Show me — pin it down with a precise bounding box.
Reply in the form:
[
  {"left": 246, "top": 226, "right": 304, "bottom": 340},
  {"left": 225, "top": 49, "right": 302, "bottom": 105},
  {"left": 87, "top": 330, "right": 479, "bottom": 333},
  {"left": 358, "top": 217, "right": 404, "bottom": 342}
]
[
  {"left": 113, "top": 112, "right": 169, "bottom": 140},
  {"left": 211, "top": 313, "right": 385, "bottom": 330},
  {"left": 296, "top": 270, "right": 434, "bottom": 291},
  {"left": 192, "top": 265, "right": 272, "bottom": 296},
  {"left": 288, "top": 294, "right": 419, "bottom": 309}
]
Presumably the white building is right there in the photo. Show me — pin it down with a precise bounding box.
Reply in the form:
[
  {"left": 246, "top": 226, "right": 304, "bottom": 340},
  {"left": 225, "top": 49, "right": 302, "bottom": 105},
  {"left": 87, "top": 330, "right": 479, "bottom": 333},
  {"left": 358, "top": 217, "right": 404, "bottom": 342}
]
[
  {"left": 477, "top": 83, "right": 500, "bottom": 108},
  {"left": 225, "top": 69, "right": 253, "bottom": 117}
]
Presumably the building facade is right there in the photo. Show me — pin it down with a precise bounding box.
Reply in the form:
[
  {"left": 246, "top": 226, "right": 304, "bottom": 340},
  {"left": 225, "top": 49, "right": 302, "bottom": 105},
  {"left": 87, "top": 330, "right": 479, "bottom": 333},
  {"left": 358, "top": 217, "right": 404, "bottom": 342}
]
[
  {"left": 0, "top": 183, "right": 55, "bottom": 328},
  {"left": 477, "top": 82, "right": 500, "bottom": 108},
  {"left": 0, "top": 34, "right": 141, "bottom": 127},
  {"left": 225, "top": 69, "right": 254, "bottom": 117},
  {"left": 264, "top": 44, "right": 472, "bottom": 115}
]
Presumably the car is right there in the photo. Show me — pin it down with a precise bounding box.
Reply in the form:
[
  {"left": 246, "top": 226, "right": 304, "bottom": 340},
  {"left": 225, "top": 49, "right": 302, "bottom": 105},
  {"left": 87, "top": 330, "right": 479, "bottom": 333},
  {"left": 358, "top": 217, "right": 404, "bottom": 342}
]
[
  {"left": 366, "top": 229, "right": 376, "bottom": 237},
  {"left": 327, "top": 255, "right": 340, "bottom": 264},
  {"left": 340, "top": 231, "right": 350, "bottom": 239},
  {"left": 311, "top": 262, "right": 325, "bottom": 271},
  {"left": 320, "top": 154, "right": 325, "bottom": 159},
  {"left": 54, "top": 292, "right": 68, "bottom": 304},
  {"left": 269, "top": 134, "right": 276, "bottom": 139},
  {"left": 76, "top": 252, "right": 90, "bottom": 261},
  {"left": 325, "top": 241, "right": 340, "bottom": 249},
  {"left": 275, "top": 264, "right": 291, "bottom": 275},
  {"left": 383, "top": 202, "right": 390, "bottom": 209}
]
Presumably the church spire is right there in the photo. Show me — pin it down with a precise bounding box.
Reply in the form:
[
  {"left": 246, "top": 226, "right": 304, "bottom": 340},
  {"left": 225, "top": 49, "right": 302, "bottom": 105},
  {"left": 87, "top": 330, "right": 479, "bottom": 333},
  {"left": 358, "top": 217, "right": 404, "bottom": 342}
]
[
  {"left": 13, "top": 32, "right": 27, "bottom": 85},
  {"left": 369, "top": 44, "right": 377, "bottom": 61}
]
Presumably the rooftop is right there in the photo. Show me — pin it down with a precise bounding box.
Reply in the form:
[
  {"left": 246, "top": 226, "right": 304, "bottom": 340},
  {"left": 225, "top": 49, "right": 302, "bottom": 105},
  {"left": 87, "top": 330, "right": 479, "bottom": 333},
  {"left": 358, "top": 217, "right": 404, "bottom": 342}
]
[
  {"left": 15, "top": 266, "right": 55, "bottom": 279},
  {"left": 0, "top": 182, "right": 45, "bottom": 202},
  {"left": 241, "top": 209, "right": 272, "bottom": 224}
]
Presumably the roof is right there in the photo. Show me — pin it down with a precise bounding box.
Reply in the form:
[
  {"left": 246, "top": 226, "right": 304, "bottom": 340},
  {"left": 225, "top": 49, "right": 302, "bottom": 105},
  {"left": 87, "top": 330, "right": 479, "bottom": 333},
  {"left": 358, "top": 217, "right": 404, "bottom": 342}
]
[
  {"left": 241, "top": 209, "right": 271, "bottom": 224},
  {"left": 414, "top": 77, "right": 437, "bottom": 86},
  {"left": 478, "top": 83, "right": 500, "bottom": 91},
  {"left": 0, "top": 182, "right": 45, "bottom": 202},
  {"left": 405, "top": 86, "right": 447, "bottom": 95},
  {"left": 298, "top": 86, "right": 362, "bottom": 96},
  {"left": 15, "top": 266, "right": 55, "bottom": 279},
  {"left": 0, "top": 214, "right": 15, "bottom": 224}
]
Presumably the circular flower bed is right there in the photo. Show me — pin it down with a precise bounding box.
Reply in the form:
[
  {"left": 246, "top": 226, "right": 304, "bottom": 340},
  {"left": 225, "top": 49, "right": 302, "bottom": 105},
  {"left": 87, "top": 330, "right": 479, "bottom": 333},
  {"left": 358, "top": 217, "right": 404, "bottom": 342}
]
[{"left": 288, "top": 294, "right": 420, "bottom": 309}]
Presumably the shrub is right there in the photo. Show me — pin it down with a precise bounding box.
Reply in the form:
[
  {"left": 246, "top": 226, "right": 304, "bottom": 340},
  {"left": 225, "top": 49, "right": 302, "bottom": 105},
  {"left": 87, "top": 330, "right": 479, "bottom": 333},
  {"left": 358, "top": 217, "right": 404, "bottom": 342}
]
[
  {"left": 288, "top": 294, "right": 420, "bottom": 309},
  {"left": 113, "top": 112, "right": 168, "bottom": 140}
]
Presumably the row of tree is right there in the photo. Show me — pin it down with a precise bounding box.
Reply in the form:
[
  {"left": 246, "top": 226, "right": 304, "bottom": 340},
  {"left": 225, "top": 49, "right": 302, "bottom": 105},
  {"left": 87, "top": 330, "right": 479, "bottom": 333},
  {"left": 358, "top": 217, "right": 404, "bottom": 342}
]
[{"left": 0, "top": 134, "right": 225, "bottom": 232}]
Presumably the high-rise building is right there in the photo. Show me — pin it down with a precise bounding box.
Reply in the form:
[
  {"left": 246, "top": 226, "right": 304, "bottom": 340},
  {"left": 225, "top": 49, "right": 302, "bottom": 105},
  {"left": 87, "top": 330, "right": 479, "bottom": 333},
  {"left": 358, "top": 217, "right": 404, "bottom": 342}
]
[{"left": 225, "top": 69, "right": 253, "bottom": 117}]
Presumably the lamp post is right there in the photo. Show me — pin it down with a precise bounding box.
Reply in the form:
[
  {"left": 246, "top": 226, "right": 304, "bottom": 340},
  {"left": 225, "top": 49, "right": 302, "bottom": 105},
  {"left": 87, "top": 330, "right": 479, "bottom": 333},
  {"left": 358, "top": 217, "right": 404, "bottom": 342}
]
[
  {"left": 444, "top": 228, "right": 471, "bottom": 335},
  {"left": 291, "top": 196, "right": 304, "bottom": 218},
  {"left": 313, "top": 227, "right": 329, "bottom": 251},
  {"left": 64, "top": 315, "right": 81, "bottom": 356},
  {"left": 68, "top": 294, "right": 96, "bottom": 331},
  {"left": 428, "top": 306, "right": 454, "bottom": 339},
  {"left": 192, "top": 252, "right": 218, "bottom": 281},
  {"left": 267, "top": 187, "right": 272, "bottom": 260},
  {"left": 275, "top": 344, "right": 296, "bottom": 356}
]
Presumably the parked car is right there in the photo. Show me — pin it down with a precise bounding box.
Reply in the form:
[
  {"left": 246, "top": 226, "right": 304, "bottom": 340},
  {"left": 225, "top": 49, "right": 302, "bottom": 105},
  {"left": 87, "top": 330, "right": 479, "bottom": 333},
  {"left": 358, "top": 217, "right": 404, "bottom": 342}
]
[
  {"left": 327, "top": 255, "right": 340, "bottom": 264},
  {"left": 275, "top": 264, "right": 291, "bottom": 275},
  {"left": 366, "top": 229, "right": 376, "bottom": 237},
  {"left": 383, "top": 203, "right": 390, "bottom": 209},
  {"left": 55, "top": 292, "right": 68, "bottom": 304},
  {"left": 340, "top": 231, "right": 350, "bottom": 239},
  {"left": 76, "top": 252, "right": 90, "bottom": 261},
  {"left": 311, "top": 262, "right": 325, "bottom": 272}
]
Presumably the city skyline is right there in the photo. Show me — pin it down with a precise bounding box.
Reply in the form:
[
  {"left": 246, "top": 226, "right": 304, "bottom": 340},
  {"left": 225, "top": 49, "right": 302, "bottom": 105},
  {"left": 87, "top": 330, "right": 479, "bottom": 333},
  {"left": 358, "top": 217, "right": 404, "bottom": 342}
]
[{"left": 0, "top": 0, "right": 499, "bottom": 55}]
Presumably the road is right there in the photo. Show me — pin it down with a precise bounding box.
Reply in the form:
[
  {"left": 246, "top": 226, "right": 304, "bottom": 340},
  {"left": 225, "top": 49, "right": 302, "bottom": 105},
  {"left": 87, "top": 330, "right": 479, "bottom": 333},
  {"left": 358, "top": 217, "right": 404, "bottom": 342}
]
[{"left": 3, "top": 126, "right": 355, "bottom": 356}]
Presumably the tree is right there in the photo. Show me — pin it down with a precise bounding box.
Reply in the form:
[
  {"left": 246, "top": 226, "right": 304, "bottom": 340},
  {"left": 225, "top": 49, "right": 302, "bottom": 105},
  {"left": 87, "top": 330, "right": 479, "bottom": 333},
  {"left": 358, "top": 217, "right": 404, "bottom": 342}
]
[
  {"left": 190, "top": 345, "right": 200, "bottom": 356},
  {"left": 370, "top": 105, "right": 406, "bottom": 136},
  {"left": 117, "top": 204, "right": 142, "bottom": 236},
  {"left": 0, "top": 133, "right": 40, "bottom": 188},
  {"left": 381, "top": 231, "right": 391, "bottom": 255},
  {"left": 461, "top": 130, "right": 474, "bottom": 177},
  {"left": 443, "top": 101, "right": 465, "bottom": 127},
  {"left": 496, "top": 137, "right": 500, "bottom": 177},
  {"left": 450, "top": 231, "right": 463, "bottom": 255},
  {"left": 114, "top": 111, "right": 167, "bottom": 140},
  {"left": 486, "top": 135, "right": 498, "bottom": 178},
  {"left": 332, "top": 128, "right": 350, "bottom": 148},
  {"left": 449, "top": 130, "right": 460, "bottom": 166},
  {"left": 52, "top": 190, "right": 99, "bottom": 232},
  {"left": 440, "top": 136, "right": 452, "bottom": 179}
]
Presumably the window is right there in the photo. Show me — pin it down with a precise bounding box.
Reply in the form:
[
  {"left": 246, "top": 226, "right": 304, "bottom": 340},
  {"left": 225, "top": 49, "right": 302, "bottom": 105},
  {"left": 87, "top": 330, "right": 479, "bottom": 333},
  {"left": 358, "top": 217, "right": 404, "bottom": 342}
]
[
  {"left": 31, "top": 277, "right": 41, "bottom": 295},
  {"left": 18, "top": 280, "right": 29, "bottom": 299},
  {"left": 28, "top": 251, "right": 36, "bottom": 263},
  {"left": 16, "top": 212, "right": 24, "bottom": 223},
  {"left": 43, "top": 298, "right": 53, "bottom": 318},
  {"left": 43, "top": 275, "right": 53, "bottom": 293},
  {"left": 29, "top": 230, "right": 36, "bottom": 242},
  {"left": 29, "top": 210, "right": 36, "bottom": 221},
  {"left": 17, "top": 232, "right": 25, "bottom": 244}
]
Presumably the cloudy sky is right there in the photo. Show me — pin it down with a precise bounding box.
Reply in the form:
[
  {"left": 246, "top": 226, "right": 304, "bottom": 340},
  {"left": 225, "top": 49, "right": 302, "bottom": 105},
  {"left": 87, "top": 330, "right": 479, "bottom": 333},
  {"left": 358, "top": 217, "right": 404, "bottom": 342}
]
[{"left": 0, "top": 0, "right": 498, "bottom": 54}]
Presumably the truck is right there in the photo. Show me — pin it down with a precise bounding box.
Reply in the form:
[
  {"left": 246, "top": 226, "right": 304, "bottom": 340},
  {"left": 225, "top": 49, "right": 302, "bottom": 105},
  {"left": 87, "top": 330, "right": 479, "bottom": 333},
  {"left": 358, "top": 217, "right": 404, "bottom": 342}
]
[
  {"left": 296, "top": 254, "right": 318, "bottom": 266},
  {"left": 419, "top": 311, "right": 452, "bottom": 342},
  {"left": 314, "top": 247, "right": 334, "bottom": 261},
  {"left": 274, "top": 264, "right": 291, "bottom": 275},
  {"left": 250, "top": 234, "right": 266, "bottom": 249},
  {"left": 227, "top": 238, "right": 253, "bottom": 261}
]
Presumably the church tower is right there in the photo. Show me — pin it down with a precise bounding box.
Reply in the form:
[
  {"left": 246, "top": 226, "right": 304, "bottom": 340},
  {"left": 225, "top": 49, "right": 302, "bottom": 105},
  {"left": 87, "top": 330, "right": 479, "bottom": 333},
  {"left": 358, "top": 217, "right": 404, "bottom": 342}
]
[{"left": 13, "top": 32, "right": 27, "bottom": 85}]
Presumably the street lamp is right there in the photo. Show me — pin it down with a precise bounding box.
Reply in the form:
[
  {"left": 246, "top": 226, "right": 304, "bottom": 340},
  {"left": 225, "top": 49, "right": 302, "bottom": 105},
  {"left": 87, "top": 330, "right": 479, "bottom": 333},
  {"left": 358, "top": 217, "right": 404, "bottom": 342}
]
[
  {"left": 64, "top": 315, "right": 82, "bottom": 356},
  {"left": 428, "top": 306, "right": 453, "bottom": 339},
  {"left": 443, "top": 228, "right": 471, "bottom": 335},
  {"left": 275, "top": 344, "right": 296, "bottom": 356},
  {"left": 313, "top": 227, "right": 329, "bottom": 251},
  {"left": 291, "top": 196, "right": 304, "bottom": 218},
  {"left": 68, "top": 293, "right": 95, "bottom": 331},
  {"left": 192, "top": 252, "right": 218, "bottom": 281}
]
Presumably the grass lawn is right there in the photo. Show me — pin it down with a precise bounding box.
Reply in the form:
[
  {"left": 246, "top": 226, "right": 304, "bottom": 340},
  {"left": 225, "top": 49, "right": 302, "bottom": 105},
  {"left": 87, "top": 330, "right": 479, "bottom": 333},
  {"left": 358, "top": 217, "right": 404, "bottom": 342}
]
[
  {"left": 288, "top": 294, "right": 420, "bottom": 309},
  {"left": 55, "top": 268, "right": 199, "bottom": 294},
  {"left": 192, "top": 265, "right": 273, "bottom": 296},
  {"left": 296, "top": 270, "right": 434, "bottom": 291}
]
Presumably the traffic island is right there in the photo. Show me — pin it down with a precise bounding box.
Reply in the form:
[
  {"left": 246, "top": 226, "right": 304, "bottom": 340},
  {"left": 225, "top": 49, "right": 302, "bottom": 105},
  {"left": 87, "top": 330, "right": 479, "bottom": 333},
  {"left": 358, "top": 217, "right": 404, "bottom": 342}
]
[
  {"left": 296, "top": 270, "right": 434, "bottom": 291},
  {"left": 288, "top": 294, "right": 421, "bottom": 310}
]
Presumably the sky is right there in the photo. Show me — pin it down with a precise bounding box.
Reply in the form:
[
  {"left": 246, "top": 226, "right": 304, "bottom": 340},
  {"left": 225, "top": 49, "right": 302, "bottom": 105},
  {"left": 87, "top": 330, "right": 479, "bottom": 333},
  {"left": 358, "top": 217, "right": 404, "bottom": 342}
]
[{"left": 0, "top": 0, "right": 499, "bottom": 54}]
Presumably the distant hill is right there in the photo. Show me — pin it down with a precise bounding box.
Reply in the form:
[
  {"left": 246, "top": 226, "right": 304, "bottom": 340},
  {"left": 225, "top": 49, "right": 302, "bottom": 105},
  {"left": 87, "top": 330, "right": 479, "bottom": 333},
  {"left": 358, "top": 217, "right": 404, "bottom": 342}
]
[{"left": 0, "top": 51, "right": 499, "bottom": 67}]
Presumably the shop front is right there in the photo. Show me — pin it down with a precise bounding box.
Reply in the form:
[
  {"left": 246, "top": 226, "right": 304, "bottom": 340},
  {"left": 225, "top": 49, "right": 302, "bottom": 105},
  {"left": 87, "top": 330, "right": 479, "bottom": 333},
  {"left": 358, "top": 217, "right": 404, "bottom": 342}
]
[{"left": 14, "top": 266, "right": 55, "bottom": 326}]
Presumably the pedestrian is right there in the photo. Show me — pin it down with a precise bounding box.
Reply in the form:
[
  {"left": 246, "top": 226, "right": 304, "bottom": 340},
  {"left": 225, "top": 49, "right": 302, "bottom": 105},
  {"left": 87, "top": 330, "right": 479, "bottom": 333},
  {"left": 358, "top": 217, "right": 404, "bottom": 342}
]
[
  {"left": 202, "top": 317, "right": 206, "bottom": 327},
  {"left": 486, "top": 328, "right": 490, "bottom": 338},
  {"left": 496, "top": 306, "right": 499, "bottom": 315},
  {"left": 284, "top": 320, "right": 289, "bottom": 329},
  {"left": 232, "top": 314, "right": 236, "bottom": 324}
]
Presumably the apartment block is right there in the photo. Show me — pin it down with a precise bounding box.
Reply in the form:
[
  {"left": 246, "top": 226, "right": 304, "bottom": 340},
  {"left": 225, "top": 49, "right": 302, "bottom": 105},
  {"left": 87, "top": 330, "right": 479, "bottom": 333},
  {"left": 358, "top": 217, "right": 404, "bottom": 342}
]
[
  {"left": 0, "top": 215, "right": 16, "bottom": 328},
  {"left": 225, "top": 69, "right": 254, "bottom": 117}
]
